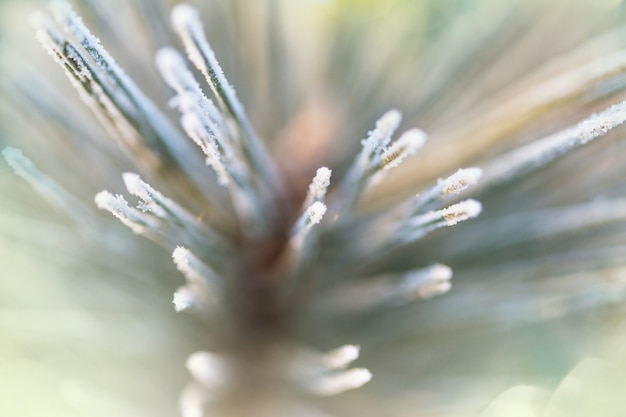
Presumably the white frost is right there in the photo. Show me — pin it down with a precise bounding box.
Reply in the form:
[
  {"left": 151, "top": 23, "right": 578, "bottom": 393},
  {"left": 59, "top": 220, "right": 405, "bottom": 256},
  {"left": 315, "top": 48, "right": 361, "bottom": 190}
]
[
  {"left": 361, "top": 109, "right": 402, "bottom": 154},
  {"left": 381, "top": 128, "right": 427, "bottom": 170},
  {"left": 440, "top": 167, "right": 483, "bottom": 196},
  {"left": 440, "top": 199, "right": 483, "bottom": 226},
  {"left": 307, "top": 201, "right": 327, "bottom": 225},
  {"left": 321, "top": 345, "right": 361, "bottom": 370}
]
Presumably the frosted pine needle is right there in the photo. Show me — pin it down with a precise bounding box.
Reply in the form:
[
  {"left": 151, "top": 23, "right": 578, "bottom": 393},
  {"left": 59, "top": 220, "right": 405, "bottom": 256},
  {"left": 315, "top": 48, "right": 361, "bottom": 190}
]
[
  {"left": 94, "top": 191, "right": 160, "bottom": 237},
  {"left": 380, "top": 128, "right": 427, "bottom": 171},
  {"left": 172, "top": 246, "right": 221, "bottom": 288},
  {"left": 172, "top": 246, "right": 222, "bottom": 313},
  {"left": 186, "top": 351, "right": 231, "bottom": 391},
  {"left": 318, "top": 345, "right": 361, "bottom": 370},
  {"left": 303, "top": 167, "right": 332, "bottom": 209},
  {"left": 2, "top": 147, "right": 94, "bottom": 228},
  {"left": 290, "top": 201, "right": 328, "bottom": 251},
  {"left": 314, "top": 264, "right": 453, "bottom": 315},
  {"left": 482, "top": 99, "right": 626, "bottom": 187},
  {"left": 155, "top": 47, "right": 270, "bottom": 231},
  {"left": 170, "top": 4, "right": 284, "bottom": 200},
  {"left": 337, "top": 110, "right": 403, "bottom": 213},
  {"left": 35, "top": 0, "right": 213, "bottom": 197},
  {"left": 304, "top": 368, "right": 373, "bottom": 397}
]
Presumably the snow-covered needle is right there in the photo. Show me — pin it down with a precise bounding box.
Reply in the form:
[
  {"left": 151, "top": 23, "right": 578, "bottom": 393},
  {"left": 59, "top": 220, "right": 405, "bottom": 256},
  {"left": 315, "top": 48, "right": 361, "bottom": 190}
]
[
  {"left": 172, "top": 287, "right": 200, "bottom": 313},
  {"left": 121, "top": 173, "right": 229, "bottom": 261},
  {"left": 171, "top": 4, "right": 284, "bottom": 200},
  {"left": 2, "top": 148, "right": 94, "bottom": 228},
  {"left": 319, "top": 345, "right": 361, "bottom": 370},
  {"left": 315, "top": 264, "right": 453, "bottom": 315},
  {"left": 286, "top": 344, "right": 361, "bottom": 376},
  {"left": 279, "top": 170, "right": 333, "bottom": 303},
  {"left": 155, "top": 48, "right": 268, "bottom": 231},
  {"left": 172, "top": 246, "right": 222, "bottom": 313},
  {"left": 482, "top": 100, "right": 626, "bottom": 187},
  {"left": 361, "top": 110, "right": 403, "bottom": 154},
  {"left": 379, "top": 128, "right": 427, "bottom": 171},
  {"left": 337, "top": 111, "right": 427, "bottom": 214},
  {"left": 440, "top": 168, "right": 483, "bottom": 196},
  {"left": 303, "top": 167, "right": 332, "bottom": 209},
  {"left": 304, "top": 368, "right": 372, "bottom": 396},
  {"left": 94, "top": 191, "right": 160, "bottom": 237},
  {"left": 186, "top": 351, "right": 231, "bottom": 391},
  {"left": 155, "top": 49, "right": 233, "bottom": 166},
  {"left": 172, "top": 246, "right": 222, "bottom": 288},
  {"left": 286, "top": 344, "right": 364, "bottom": 393},
  {"left": 402, "top": 264, "right": 454, "bottom": 300},
  {"left": 32, "top": 13, "right": 163, "bottom": 171},
  {"left": 155, "top": 47, "right": 229, "bottom": 141},
  {"left": 290, "top": 167, "right": 333, "bottom": 253},
  {"left": 42, "top": 1, "right": 212, "bottom": 194},
  {"left": 337, "top": 110, "right": 402, "bottom": 213},
  {"left": 439, "top": 199, "right": 483, "bottom": 226},
  {"left": 179, "top": 382, "right": 208, "bottom": 417},
  {"left": 96, "top": 174, "right": 230, "bottom": 272},
  {"left": 410, "top": 167, "right": 483, "bottom": 215},
  {"left": 393, "top": 199, "right": 482, "bottom": 246},
  {"left": 291, "top": 201, "right": 327, "bottom": 250},
  {"left": 351, "top": 197, "right": 482, "bottom": 259}
]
